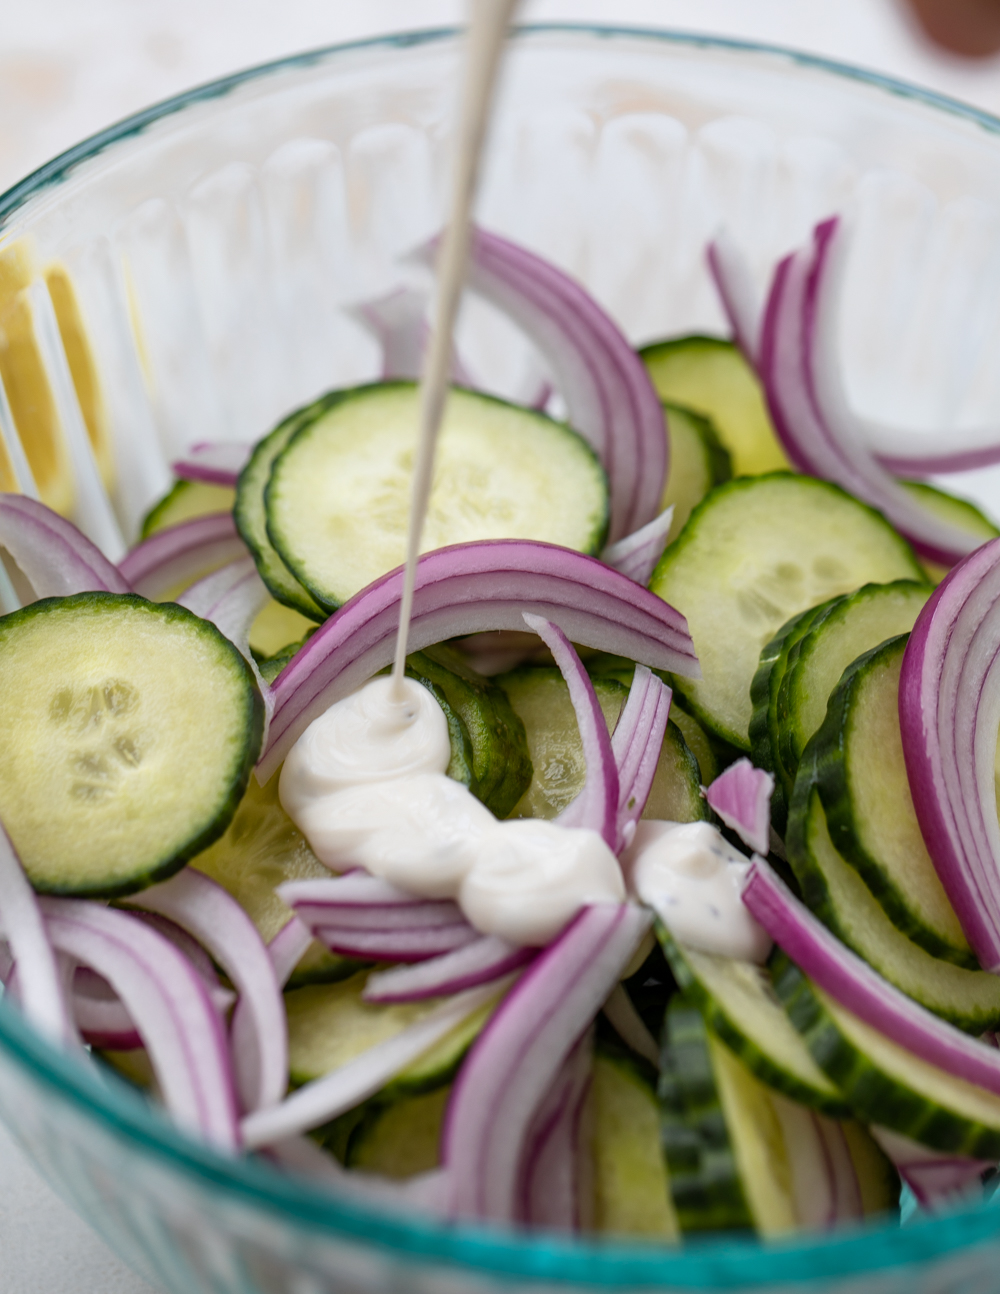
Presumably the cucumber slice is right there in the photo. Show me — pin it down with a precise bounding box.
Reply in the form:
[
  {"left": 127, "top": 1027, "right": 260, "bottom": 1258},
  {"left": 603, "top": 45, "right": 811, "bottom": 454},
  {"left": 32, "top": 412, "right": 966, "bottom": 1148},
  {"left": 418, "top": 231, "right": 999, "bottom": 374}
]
[
  {"left": 500, "top": 666, "right": 704, "bottom": 823},
  {"left": 592, "top": 1050, "right": 679, "bottom": 1239},
  {"left": 786, "top": 758, "right": 1000, "bottom": 1031},
  {"left": 347, "top": 1084, "right": 451, "bottom": 1178},
  {"left": 265, "top": 382, "right": 608, "bottom": 613},
  {"left": 649, "top": 474, "right": 924, "bottom": 749},
  {"left": 901, "top": 482, "right": 1000, "bottom": 584},
  {"left": 140, "top": 480, "right": 236, "bottom": 538},
  {"left": 247, "top": 600, "right": 317, "bottom": 659},
  {"left": 777, "top": 965, "right": 1000, "bottom": 1159},
  {"left": 661, "top": 402, "right": 731, "bottom": 543},
  {"left": 640, "top": 336, "right": 789, "bottom": 477},
  {"left": 776, "top": 582, "right": 931, "bottom": 796},
  {"left": 658, "top": 929, "right": 849, "bottom": 1117},
  {"left": 0, "top": 593, "right": 262, "bottom": 896},
  {"left": 842, "top": 1120, "right": 900, "bottom": 1217},
  {"left": 812, "top": 635, "right": 972, "bottom": 966},
  {"left": 234, "top": 400, "right": 329, "bottom": 620}
]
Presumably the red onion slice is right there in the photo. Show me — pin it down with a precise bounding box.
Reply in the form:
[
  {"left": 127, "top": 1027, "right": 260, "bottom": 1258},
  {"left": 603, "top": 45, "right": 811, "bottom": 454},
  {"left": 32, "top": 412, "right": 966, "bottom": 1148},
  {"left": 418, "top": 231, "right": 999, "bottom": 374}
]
[
  {"left": 441, "top": 902, "right": 650, "bottom": 1222},
  {"left": 611, "top": 665, "right": 672, "bottom": 853},
  {"left": 602, "top": 506, "right": 674, "bottom": 587},
  {"left": 39, "top": 898, "right": 239, "bottom": 1146},
  {"left": 125, "top": 869, "right": 286, "bottom": 1115},
  {"left": 278, "top": 877, "right": 463, "bottom": 929},
  {"left": 363, "top": 936, "right": 534, "bottom": 1003},
  {"left": 743, "top": 859, "right": 1000, "bottom": 1096},
  {"left": 520, "top": 1029, "right": 593, "bottom": 1230},
  {"left": 0, "top": 495, "right": 130, "bottom": 600},
  {"left": 259, "top": 539, "right": 698, "bottom": 783},
  {"left": 524, "top": 613, "right": 618, "bottom": 848},
  {"left": 707, "top": 231, "right": 762, "bottom": 366},
  {"left": 312, "top": 923, "right": 480, "bottom": 962},
  {"left": 119, "top": 513, "right": 248, "bottom": 601},
  {"left": 173, "top": 442, "right": 251, "bottom": 488},
  {"left": 241, "top": 980, "right": 508, "bottom": 1149},
  {"left": 348, "top": 286, "right": 474, "bottom": 385},
  {"left": 71, "top": 970, "right": 142, "bottom": 1051},
  {"left": 601, "top": 983, "right": 660, "bottom": 1068},
  {"left": 899, "top": 539, "right": 1000, "bottom": 970},
  {"left": 871, "top": 1125, "right": 992, "bottom": 1209},
  {"left": 761, "top": 219, "right": 982, "bottom": 567},
  {"left": 454, "top": 229, "right": 667, "bottom": 542},
  {"left": 704, "top": 757, "right": 774, "bottom": 856},
  {"left": 267, "top": 918, "right": 314, "bottom": 989},
  {"left": 0, "top": 822, "right": 71, "bottom": 1043}
]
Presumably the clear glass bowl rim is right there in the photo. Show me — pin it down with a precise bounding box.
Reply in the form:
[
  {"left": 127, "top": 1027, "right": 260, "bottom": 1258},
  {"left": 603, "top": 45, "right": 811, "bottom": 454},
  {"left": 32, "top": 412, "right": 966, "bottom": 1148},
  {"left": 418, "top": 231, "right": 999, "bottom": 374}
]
[{"left": 2, "top": 22, "right": 1000, "bottom": 1287}]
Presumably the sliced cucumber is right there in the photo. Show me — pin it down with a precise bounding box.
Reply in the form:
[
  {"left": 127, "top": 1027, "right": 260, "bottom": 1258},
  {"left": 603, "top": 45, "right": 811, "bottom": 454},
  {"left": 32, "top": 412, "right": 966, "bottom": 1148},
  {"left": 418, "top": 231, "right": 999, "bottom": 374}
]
[
  {"left": 842, "top": 1119, "right": 900, "bottom": 1217},
  {"left": 812, "top": 635, "right": 972, "bottom": 966},
  {"left": 500, "top": 666, "right": 704, "bottom": 823},
  {"left": 786, "top": 759, "right": 1000, "bottom": 1032},
  {"left": 649, "top": 474, "right": 924, "bottom": 749},
  {"left": 777, "top": 964, "right": 1000, "bottom": 1159},
  {"left": 901, "top": 481, "right": 1000, "bottom": 584},
  {"left": 0, "top": 593, "right": 262, "bottom": 896},
  {"left": 347, "top": 1084, "right": 450, "bottom": 1178},
  {"left": 591, "top": 1049, "right": 678, "bottom": 1239},
  {"left": 140, "top": 480, "right": 236, "bottom": 538},
  {"left": 657, "top": 929, "right": 849, "bottom": 1116},
  {"left": 234, "top": 400, "right": 329, "bottom": 620},
  {"left": 660, "top": 402, "right": 731, "bottom": 543},
  {"left": 776, "top": 582, "right": 931, "bottom": 796},
  {"left": 265, "top": 382, "right": 608, "bottom": 613},
  {"left": 640, "top": 336, "right": 789, "bottom": 477}
]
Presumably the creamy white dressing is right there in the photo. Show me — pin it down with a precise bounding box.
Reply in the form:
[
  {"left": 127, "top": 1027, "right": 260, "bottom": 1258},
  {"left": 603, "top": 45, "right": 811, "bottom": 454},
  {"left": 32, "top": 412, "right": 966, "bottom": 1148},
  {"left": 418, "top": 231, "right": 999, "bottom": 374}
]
[
  {"left": 279, "top": 676, "right": 624, "bottom": 944},
  {"left": 625, "top": 820, "right": 772, "bottom": 963}
]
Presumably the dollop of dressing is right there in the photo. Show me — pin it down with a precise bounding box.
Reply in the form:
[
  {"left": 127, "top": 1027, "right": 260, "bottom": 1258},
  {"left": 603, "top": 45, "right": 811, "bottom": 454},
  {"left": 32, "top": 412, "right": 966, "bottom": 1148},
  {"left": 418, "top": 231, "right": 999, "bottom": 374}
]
[
  {"left": 279, "top": 677, "right": 624, "bottom": 945},
  {"left": 626, "top": 820, "right": 772, "bottom": 963}
]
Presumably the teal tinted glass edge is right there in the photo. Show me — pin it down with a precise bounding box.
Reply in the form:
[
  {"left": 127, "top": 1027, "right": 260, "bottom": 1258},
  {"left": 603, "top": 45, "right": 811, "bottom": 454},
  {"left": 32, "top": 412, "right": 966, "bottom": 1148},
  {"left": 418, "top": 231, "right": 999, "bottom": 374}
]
[
  {"left": 4, "top": 22, "right": 1000, "bottom": 231},
  {"left": 1, "top": 21, "right": 999, "bottom": 1285}
]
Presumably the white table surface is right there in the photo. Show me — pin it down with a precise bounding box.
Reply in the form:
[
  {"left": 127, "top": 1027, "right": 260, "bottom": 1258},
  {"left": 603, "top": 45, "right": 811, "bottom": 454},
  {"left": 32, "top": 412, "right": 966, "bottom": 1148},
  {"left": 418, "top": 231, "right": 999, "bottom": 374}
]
[{"left": 2, "top": 1, "right": 1000, "bottom": 1289}]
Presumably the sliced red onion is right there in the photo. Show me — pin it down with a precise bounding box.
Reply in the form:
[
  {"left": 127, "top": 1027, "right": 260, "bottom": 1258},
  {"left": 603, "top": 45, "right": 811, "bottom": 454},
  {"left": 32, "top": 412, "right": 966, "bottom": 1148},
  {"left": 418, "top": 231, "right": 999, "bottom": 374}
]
[
  {"left": 444, "top": 229, "right": 667, "bottom": 542},
  {"left": 707, "top": 231, "right": 762, "bottom": 366},
  {"left": 760, "top": 218, "right": 981, "bottom": 567},
  {"left": 131, "top": 911, "right": 230, "bottom": 995},
  {"left": 743, "top": 859, "right": 1000, "bottom": 1096},
  {"left": 0, "top": 822, "right": 71, "bottom": 1043},
  {"left": 348, "top": 286, "right": 474, "bottom": 385},
  {"left": 72, "top": 962, "right": 234, "bottom": 1051},
  {"left": 871, "top": 1125, "right": 992, "bottom": 1209},
  {"left": 241, "top": 980, "right": 507, "bottom": 1149},
  {"left": 266, "top": 1133, "right": 449, "bottom": 1214},
  {"left": 124, "top": 869, "right": 286, "bottom": 1115},
  {"left": 899, "top": 540, "right": 1000, "bottom": 970},
  {"left": 312, "top": 923, "right": 480, "bottom": 962},
  {"left": 523, "top": 613, "right": 618, "bottom": 848},
  {"left": 119, "top": 513, "right": 248, "bottom": 601},
  {"left": 520, "top": 1029, "right": 593, "bottom": 1230},
  {"left": 817, "top": 1117, "right": 864, "bottom": 1224},
  {"left": 611, "top": 665, "right": 672, "bottom": 853},
  {"left": 704, "top": 757, "right": 774, "bottom": 856},
  {"left": 39, "top": 898, "right": 239, "bottom": 1146},
  {"left": 172, "top": 442, "right": 250, "bottom": 488},
  {"left": 363, "top": 936, "right": 534, "bottom": 1004},
  {"left": 602, "top": 506, "right": 674, "bottom": 587},
  {"left": 0, "top": 495, "right": 130, "bottom": 600},
  {"left": 259, "top": 539, "right": 698, "bottom": 782},
  {"left": 278, "top": 871, "right": 417, "bottom": 907},
  {"left": 278, "top": 876, "right": 463, "bottom": 930},
  {"left": 601, "top": 983, "right": 660, "bottom": 1068},
  {"left": 441, "top": 902, "right": 650, "bottom": 1222},
  {"left": 267, "top": 917, "right": 314, "bottom": 988}
]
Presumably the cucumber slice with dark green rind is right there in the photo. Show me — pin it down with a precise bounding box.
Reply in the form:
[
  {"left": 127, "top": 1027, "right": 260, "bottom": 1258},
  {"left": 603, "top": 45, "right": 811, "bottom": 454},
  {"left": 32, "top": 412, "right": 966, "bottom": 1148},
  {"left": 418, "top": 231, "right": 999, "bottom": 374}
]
[
  {"left": 775, "top": 581, "right": 932, "bottom": 795},
  {"left": 658, "top": 994, "right": 754, "bottom": 1233},
  {"left": 0, "top": 593, "right": 262, "bottom": 897},
  {"left": 500, "top": 666, "right": 704, "bottom": 823},
  {"left": 234, "top": 400, "right": 329, "bottom": 620},
  {"left": 774, "top": 959, "right": 1000, "bottom": 1159},
  {"left": 650, "top": 474, "right": 924, "bottom": 750},
  {"left": 842, "top": 1120, "right": 901, "bottom": 1217},
  {"left": 901, "top": 480, "right": 1000, "bottom": 541},
  {"left": 811, "top": 634, "right": 973, "bottom": 966},
  {"left": 661, "top": 402, "right": 732, "bottom": 544},
  {"left": 592, "top": 1046, "right": 679, "bottom": 1239},
  {"left": 140, "top": 479, "right": 236, "bottom": 539},
  {"left": 657, "top": 927, "right": 850, "bottom": 1117},
  {"left": 266, "top": 382, "right": 609, "bottom": 614},
  {"left": 786, "top": 752, "right": 1000, "bottom": 1031},
  {"left": 640, "top": 336, "right": 789, "bottom": 477},
  {"left": 347, "top": 1084, "right": 451, "bottom": 1177}
]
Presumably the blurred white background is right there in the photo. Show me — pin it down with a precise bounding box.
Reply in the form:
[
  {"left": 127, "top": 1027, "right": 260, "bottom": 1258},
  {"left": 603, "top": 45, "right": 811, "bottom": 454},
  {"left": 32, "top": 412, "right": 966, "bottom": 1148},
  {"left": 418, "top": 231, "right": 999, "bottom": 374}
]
[{"left": 2, "top": 1, "right": 1000, "bottom": 1290}]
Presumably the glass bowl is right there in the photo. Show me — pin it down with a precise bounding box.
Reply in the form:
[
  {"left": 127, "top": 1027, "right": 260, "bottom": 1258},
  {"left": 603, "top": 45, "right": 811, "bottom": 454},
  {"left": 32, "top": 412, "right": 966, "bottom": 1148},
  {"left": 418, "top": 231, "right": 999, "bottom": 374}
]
[{"left": 2, "top": 23, "right": 1000, "bottom": 1293}]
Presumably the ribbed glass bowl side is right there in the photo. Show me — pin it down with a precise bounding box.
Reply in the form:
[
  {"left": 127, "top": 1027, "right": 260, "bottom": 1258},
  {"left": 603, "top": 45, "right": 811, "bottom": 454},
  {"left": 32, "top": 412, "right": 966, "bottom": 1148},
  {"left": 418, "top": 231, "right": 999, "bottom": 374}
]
[{"left": 4, "top": 25, "right": 1000, "bottom": 1293}]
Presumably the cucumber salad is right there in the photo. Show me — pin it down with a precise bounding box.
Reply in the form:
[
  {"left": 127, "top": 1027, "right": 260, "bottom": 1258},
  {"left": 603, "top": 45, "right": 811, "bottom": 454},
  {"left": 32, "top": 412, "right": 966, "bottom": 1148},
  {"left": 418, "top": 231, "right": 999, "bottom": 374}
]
[{"left": 7, "top": 192, "right": 1000, "bottom": 1239}]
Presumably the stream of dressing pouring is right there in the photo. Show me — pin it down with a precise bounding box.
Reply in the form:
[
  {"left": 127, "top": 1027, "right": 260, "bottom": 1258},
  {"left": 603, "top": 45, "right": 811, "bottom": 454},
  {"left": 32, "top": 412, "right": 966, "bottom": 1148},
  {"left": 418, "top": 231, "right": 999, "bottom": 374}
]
[{"left": 390, "top": 0, "right": 523, "bottom": 702}]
